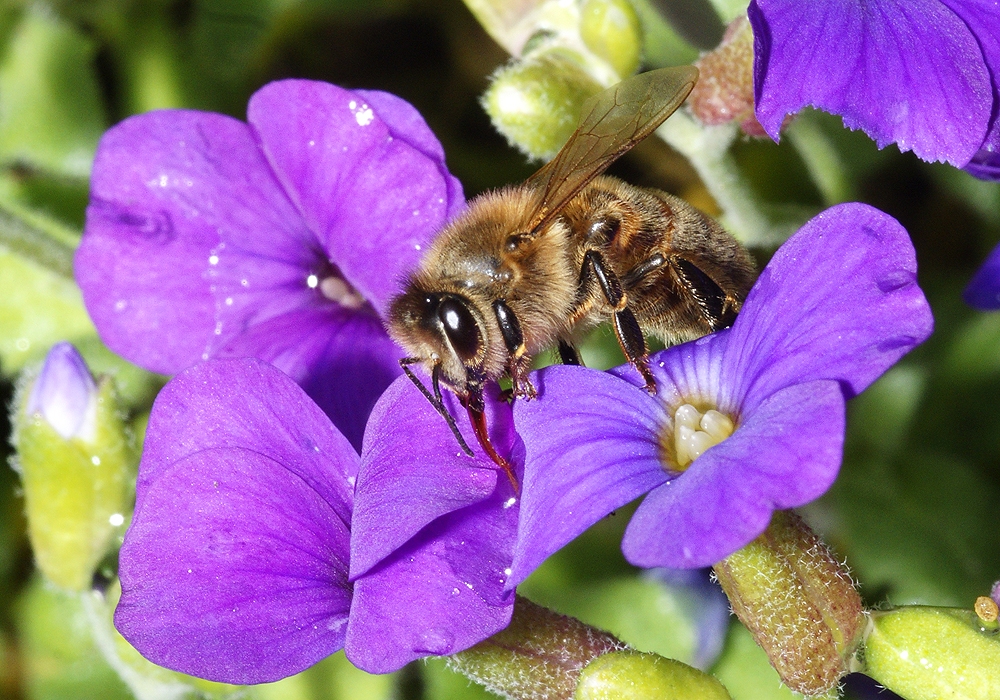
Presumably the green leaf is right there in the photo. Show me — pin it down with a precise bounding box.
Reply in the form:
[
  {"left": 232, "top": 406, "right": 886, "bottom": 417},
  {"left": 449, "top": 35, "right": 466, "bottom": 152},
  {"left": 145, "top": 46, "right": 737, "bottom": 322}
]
[
  {"left": 0, "top": 248, "right": 95, "bottom": 375},
  {"left": 15, "top": 578, "right": 132, "bottom": 700},
  {"left": 711, "top": 623, "right": 800, "bottom": 700},
  {"left": 0, "top": 7, "right": 107, "bottom": 178},
  {"left": 253, "top": 652, "right": 395, "bottom": 700},
  {"left": 825, "top": 451, "right": 1000, "bottom": 606}
]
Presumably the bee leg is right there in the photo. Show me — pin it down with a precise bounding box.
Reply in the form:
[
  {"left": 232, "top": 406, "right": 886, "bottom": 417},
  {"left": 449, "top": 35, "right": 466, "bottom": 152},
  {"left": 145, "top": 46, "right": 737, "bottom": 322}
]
[
  {"left": 459, "top": 380, "right": 520, "bottom": 493},
  {"left": 620, "top": 253, "right": 666, "bottom": 287},
  {"left": 581, "top": 250, "right": 657, "bottom": 394},
  {"left": 492, "top": 299, "right": 537, "bottom": 400},
  {"left": 399, "top": 357, "right": 474, "bottom": 457},
  {"left": 557, "top": 340, "right": 582, "bottom": 366},
  {"left": 668, "top": 256, "right": 738, "bottom": 330}
]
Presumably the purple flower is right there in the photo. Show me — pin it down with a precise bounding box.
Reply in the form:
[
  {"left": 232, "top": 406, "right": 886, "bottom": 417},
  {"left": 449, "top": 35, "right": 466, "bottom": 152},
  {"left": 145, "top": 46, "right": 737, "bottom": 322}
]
[
  {"left": 508, "top": 203, "right": 933, "bottom": 577},
  {"left": 26, "top": 342, "right": 97, "bottom": 441},
  {"left": 116, "top": 358, "right": 517, "bottom": 682},
  {"left": 964, "top": 241, "right": 1000, "bottom": 309},
  {"left": 75, "top": 80, "right": 464, "bottom": 449},
  {"left": 749, "top": 0, "right": 1000, "bottom": 179},
  {"left": 345, "top": 375, "right": 519, "bottom": 673}
]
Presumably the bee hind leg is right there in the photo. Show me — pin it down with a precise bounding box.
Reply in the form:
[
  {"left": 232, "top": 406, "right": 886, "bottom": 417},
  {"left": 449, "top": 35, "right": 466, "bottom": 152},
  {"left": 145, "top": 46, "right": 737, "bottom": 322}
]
[{"left": 581, "top": 250, "right": 657, "bottom": 394}]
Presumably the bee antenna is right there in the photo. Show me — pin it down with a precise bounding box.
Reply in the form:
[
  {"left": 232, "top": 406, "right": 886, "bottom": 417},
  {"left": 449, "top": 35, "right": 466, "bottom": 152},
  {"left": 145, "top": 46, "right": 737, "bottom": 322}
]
[{"left": 400, "top": 358, "right": 475, "bottom": 457}]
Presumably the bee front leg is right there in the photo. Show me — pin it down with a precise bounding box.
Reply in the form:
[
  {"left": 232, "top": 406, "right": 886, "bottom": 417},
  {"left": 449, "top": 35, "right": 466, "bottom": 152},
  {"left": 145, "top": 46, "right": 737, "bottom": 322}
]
[
  {"left": 581, "top": 250, "right": 657, "bottom": 393},
  {"left": 492, "top": 299, "right": 537, "bottom": 399}
]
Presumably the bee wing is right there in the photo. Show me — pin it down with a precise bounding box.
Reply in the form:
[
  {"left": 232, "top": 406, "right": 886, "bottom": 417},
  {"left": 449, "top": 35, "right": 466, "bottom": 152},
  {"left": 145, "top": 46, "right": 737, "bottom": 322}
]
[{"left": 526, "top": 65, "right": 698, "bottom": 233}]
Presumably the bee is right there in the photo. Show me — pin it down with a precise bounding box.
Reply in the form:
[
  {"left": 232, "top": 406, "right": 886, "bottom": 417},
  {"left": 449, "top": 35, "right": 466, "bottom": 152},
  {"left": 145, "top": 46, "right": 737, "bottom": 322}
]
[{"left": 387, "top": 66, "right": 757, "bottom": 486}]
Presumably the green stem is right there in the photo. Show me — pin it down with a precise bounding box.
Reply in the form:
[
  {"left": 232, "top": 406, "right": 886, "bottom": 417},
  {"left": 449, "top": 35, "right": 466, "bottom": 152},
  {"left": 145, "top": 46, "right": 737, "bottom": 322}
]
[
  {"left": 0, "top": 202, "right": 76, "bottom": 279},
  {"left": 706, "top": 0, "right": 750, "bottom": 23},
  {"left": 80, "top": 590, "right": 194, "bottom": 700},
  {"left": 656, "top": 112, "right": 793, "bottom": 248},
  {"left": 785, "top": 114, "right": 854, "bottom": 205}
]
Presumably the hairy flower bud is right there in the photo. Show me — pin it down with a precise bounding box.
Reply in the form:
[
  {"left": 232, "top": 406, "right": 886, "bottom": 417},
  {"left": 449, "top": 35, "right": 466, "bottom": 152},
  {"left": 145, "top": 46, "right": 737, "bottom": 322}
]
[
  {"left": 712, "top": 511, "right": 865, "bottom": 696},
  {"left": 579, "top": 0, "right": 642, "bottom": 79},
  {"left": 688, "top": 16, "right": 763, "bottom": 136},
  {"left": 447, "top": 596, "right": 624, "bottom": 700},
  {"left": 482, "top": 51, "right": 602, "bottom": 161},
  {"left": 25, "top": 342, "right": 97, "bottom": 441},
  {"left": 575, "top": 650, "right": 731, "bottom": 700},
  {"left": 863, "top": 606, "right": 1000, "bottom": 700},
  {"left": 13, "top": 343, "right": 134, "bottom": 591}
]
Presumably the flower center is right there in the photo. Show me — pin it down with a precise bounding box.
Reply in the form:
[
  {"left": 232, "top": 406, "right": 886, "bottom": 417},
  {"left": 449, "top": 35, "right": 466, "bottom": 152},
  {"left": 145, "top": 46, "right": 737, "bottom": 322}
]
[
  {"left": 671, "top": 403, "right": 735, "bottom": 470},
  {"left": 308, "top": 265, "right": 366, "bottom": 310}
]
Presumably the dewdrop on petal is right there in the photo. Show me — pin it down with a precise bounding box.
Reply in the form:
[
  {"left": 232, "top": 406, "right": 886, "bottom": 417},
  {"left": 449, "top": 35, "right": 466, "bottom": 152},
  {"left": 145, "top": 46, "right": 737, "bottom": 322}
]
[{"left": 13, "top": 343, "right": 134, "bottom": 591}]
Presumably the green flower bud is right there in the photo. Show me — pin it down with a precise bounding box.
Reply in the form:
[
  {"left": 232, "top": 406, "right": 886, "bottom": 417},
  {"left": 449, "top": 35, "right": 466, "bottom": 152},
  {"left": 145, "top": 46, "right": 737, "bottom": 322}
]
[
  {"left": 580, "top": 0, "right": 642, "bottom": 79},
  {"left": 575, "top": 650, "right": 731, "bottom": 700},
  {"left": 864, "top": 606, "right": 1000, "bottom": 700},
  {"left": 482, "top": 51, "right": 603, "bottom": 161},
  {"left": 712, "top": 511, "right": 866, "bottom": 696},
  {"left": 13, "top": 343, "right": 134, "bottom": 591},
  {"left": 448, "top": 596, "right": 623, "bottom": 700}
]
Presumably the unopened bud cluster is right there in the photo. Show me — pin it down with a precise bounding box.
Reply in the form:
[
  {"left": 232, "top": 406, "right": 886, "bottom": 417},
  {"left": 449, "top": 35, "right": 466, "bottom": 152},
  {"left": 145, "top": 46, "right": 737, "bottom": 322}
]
[{"left": 478, "top": 0, "right": 642, "bottom": 161}]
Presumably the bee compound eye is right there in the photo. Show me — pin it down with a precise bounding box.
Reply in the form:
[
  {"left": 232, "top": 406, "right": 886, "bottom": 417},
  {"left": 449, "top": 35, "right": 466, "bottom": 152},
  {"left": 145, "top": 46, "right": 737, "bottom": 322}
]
[{"left": 438, "top": 297, "right": 481, "bottom": 362}]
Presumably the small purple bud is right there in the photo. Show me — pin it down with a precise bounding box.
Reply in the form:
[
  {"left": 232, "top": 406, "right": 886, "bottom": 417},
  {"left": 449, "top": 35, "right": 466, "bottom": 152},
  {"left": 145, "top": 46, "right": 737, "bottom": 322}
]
[{"left": 26, "top": 343, "right": 98, "bottom": 441}]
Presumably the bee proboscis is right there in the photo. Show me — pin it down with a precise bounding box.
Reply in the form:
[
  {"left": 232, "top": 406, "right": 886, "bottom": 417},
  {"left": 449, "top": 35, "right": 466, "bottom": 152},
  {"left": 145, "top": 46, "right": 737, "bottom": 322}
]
[{"left": 388, "top": 66, "right": 757, "bottom": 487}]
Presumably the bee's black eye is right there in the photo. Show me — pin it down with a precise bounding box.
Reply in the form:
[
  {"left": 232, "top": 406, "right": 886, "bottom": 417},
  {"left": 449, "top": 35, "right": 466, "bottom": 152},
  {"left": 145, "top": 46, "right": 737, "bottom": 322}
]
[{"left": 438, "top": 296, "right": 481, "bottom": 362}]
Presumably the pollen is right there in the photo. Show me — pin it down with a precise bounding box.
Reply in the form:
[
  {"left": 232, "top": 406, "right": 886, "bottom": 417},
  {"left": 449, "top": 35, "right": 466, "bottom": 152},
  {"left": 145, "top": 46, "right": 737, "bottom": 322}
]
[{"left": 672, "top": 403, "right": 735, "bottom": 469}]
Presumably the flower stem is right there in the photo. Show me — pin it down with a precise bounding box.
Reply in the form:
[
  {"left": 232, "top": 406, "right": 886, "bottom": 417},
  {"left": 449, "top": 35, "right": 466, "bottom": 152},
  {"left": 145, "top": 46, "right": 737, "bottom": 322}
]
[
  {"left": 656, "top": 112, "right": 793, "bottom": 248},
  {"left": 785, "top": 113, "right": 853, "bottom": 205},
  {"left": 0, "top": 201, "right": 76, "bottom": 279}
]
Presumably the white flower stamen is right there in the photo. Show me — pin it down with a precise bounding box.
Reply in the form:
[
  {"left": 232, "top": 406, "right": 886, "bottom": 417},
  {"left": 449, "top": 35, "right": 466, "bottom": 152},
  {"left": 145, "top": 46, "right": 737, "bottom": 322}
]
[
  {"left": 317, "top": 275, "right": 366, "bottom": 309},
  {"left": 673, "top": 404, "right": 735, "bottom": 469}
]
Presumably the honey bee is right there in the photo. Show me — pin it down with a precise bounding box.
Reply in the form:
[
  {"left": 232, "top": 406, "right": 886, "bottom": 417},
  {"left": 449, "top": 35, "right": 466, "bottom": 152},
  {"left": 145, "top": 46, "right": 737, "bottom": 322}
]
[{"left": 387, "top": 66, "right": 757, "bottom": 485}]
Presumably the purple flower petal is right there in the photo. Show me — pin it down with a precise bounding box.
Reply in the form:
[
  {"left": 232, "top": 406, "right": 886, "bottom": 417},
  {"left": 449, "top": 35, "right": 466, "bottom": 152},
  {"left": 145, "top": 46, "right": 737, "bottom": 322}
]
[
  {"left": 216, "top": 306, "right": 403, "bottom": 451},
  {"left": 623, "top": 380, "right": 845, "bottom": 569},
  {"left": 247, "top": 80, "right": 464, "bottom": 315},
  {"left": 750, "top": 0, "right": 993, "bottom": 165},
  {"left": 345, "top": 491, "right": 517, "bottom": 673},
  {"left": 137, "top": 358, "right": 357, "bottom": 523},
  {"left": 77, "top": 109, "right": 313, "bottom": 373},
  {"left": 350, "top": 374, "right": 517, "bottom": 580},
  {"left": 965, "top": 241, "right": 1000, "bottom": 309},
  {"left": 964, "top": 150, "right": 1000, "bottom": 179},
  {"left": 115, "top": 446, "right": 351, "bottom": 684},
  {"left": 347, "top": 374, "right": 518, "bottom": 672},
  {"left": 509, "top": 365, "right": 670, "bottom": 586},
  {"left": 723, "top": 202, "right": 932, "bottom": 408},
  {"left": 944, "top": 0, "right": 1000, "bottom": 175}
]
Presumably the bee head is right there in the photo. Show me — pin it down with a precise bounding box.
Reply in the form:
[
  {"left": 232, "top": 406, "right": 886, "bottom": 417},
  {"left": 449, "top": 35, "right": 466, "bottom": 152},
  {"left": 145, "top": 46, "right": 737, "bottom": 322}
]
[{"left": 387, "top": 283, "right": 487, "bottom": 388}]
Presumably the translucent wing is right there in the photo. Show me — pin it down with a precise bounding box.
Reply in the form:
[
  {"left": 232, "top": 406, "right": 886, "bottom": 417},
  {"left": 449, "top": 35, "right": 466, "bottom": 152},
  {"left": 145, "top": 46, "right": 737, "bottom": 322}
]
[{"left": 525, "top": 65, "right": 698, "bottom": 233}]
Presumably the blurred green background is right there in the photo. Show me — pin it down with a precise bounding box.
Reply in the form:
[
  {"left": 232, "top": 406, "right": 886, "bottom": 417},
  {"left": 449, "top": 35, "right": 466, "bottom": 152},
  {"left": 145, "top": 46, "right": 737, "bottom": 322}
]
[{"left": 0, "top": 0, "right": 998, "bottom": 698}]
